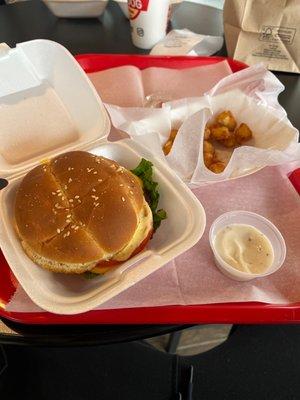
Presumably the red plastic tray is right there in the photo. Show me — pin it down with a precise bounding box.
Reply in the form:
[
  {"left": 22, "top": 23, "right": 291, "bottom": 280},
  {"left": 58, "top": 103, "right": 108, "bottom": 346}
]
[{"left": 1, "top": 54, "right": 300, "bottom": 325}]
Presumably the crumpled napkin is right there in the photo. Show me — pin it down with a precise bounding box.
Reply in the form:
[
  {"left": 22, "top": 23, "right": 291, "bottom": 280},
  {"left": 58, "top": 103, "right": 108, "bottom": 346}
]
[{"left": 150, "top": 29, "right": 224, "bottom": 56}]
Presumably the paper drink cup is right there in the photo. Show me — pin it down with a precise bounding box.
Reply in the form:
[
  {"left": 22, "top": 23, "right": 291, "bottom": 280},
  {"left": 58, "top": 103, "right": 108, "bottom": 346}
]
[{"left": 128, "top": 0, "right": 170, "bottom": 49}]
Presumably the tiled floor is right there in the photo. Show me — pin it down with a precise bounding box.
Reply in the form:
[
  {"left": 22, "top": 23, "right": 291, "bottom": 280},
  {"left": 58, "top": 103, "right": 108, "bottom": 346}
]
[{"left": 146, "top": 325, "right": 232, "bottom": 355}]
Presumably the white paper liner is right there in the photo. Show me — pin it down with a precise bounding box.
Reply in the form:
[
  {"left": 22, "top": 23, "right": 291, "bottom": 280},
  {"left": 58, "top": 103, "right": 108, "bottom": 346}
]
[{"left": 88, "top": 60, "right": 233, "bottom": 107}]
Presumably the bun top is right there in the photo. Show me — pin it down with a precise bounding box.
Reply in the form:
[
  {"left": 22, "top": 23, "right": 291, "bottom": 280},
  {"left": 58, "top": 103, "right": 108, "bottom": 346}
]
[{"left": 15, "top": 151, "right": 147, "bottom": 267}]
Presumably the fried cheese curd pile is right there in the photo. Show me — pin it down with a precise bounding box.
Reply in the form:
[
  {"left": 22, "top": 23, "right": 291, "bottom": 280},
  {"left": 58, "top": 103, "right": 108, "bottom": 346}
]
[
  {"left": 162, "top": 111, "right": 253, "bottom": 174},
  {"left": 203, "top": 111, "right": 253, "bottom": 173}
]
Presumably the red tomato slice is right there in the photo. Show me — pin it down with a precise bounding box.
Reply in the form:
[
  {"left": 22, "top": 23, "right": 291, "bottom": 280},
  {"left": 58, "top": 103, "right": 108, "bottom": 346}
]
[{"left": 95, "top": 229, "right": 153, "bottom": 268}]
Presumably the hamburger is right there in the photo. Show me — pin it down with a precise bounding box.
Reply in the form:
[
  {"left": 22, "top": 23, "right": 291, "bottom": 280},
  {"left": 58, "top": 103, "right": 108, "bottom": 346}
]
[{"left": 14, "top": 151, "right": 166, "bottom": 276}]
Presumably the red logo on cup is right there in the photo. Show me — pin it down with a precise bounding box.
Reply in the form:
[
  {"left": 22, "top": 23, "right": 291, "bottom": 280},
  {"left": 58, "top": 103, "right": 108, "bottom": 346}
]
[{"left": 128, "top": 0, "right": 150, "bottom": 20}]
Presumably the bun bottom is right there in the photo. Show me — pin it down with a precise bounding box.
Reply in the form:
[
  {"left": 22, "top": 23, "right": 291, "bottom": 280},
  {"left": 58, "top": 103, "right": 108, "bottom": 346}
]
[
  {"left": 21, "top": 201, "right": 153, "bottom": 275},
  {"left": 21, "top": 240, "right": 98, "bottom": 274}
]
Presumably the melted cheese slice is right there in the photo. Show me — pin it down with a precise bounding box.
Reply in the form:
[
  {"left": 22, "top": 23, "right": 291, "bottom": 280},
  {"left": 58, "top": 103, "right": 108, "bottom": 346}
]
[{"left": 91, "top": 200, "right": 153, "bottom": 274}]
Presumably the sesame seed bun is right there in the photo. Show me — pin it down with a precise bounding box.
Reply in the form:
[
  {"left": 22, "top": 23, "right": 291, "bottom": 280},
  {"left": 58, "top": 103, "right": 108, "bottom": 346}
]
[{"left": 14, "top": 151, "right": 153, "bottom": 274}]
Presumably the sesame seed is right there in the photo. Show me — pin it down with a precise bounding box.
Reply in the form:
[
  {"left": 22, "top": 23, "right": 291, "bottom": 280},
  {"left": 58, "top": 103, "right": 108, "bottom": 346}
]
[
  {"left": 69, "top": 199, "right": 73, "bottom": 203},
  {"left": 119, "top": 184, "right": 124, "bottom": 187},
  {"left": 67, "top": 214, "right": 71, "bottom": 218},
  {"left": 92, "top": 188, "right": 96, "bottom": 192},
  {"left": 58, "top": 193, "right": 62, "bottom": 197},
  {"left": 95, "top": 203, "right": 99, "bottom": 207},
  {"left": 56, "top": 189, "right": 61, "bottom": 193},
  {"left": 98, "top": 179, "right": 103, "bottom": 182},
  {"left": 68, "top": 178, "right": 72, "bottom": 183},
  {"left": 74, "top": 195, "right": 80, "bottom": 199},
  {"left": 68, "top": 167, "right": 72, "bottom": 171},
  {"left": 66, "top": 219, "right": 71, "bottom": 223},
  {"left": 66, "top": 231, "right": 70, "bottom": 236},
  {"left": 75, "top": 226, "right": 79, "bottom": 231},
  {"left": 129, "top": 190, "right": 133, "bottom": 195},
  {"left": 71, "top": 225, "right": 76, "bottom": 229},
  {"left": 64, "top": 185, "right": 68, "bottom": 190},
  {"left": 62, "top": 197, "right": 65, "bottom": 201},
  {"left": 57, "top": 228, "right": 61, "bottom": 234},
  {"left": 121, "top": 196, "right": 125, "bottom": 202},
  {"left": 52, "top": 192, "right": 56, "bottom": 195},
  {"left": 93, "top": 171, "right": 97, "bottom": 175},
  {"left": 78, "top": 199, "right": 81, "bottom": 203}
]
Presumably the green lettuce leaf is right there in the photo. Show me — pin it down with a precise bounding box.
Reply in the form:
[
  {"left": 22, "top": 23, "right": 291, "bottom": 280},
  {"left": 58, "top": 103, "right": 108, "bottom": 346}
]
[
  {"left": 83, "top": 271, "right": 101, "bottom": 279},
  {"left": 131, "top": 158, "right": 167, "bottom": 231}
]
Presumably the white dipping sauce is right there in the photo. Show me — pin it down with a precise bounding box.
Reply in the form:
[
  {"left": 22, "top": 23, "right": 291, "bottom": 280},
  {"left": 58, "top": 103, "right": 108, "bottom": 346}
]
[{"left": 214, "top": 224, "right": 274, "bottom": 274}]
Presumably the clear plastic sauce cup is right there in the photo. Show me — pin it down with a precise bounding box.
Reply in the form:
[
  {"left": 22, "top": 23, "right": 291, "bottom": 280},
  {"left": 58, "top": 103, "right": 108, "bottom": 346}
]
[{"left": 209, "top": 211, "right": 286, "bottom": 281}]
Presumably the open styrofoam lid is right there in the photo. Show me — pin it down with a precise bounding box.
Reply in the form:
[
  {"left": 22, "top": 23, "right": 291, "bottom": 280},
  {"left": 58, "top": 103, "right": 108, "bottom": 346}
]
[{"left": 0, "top": 39, "right": 111, "bottom": 179}]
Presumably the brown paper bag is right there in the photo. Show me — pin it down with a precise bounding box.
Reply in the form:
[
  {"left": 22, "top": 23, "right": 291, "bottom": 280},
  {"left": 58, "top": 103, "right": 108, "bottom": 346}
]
[{"left": 224, "top": 0, "right": 300, "bottom": 73}]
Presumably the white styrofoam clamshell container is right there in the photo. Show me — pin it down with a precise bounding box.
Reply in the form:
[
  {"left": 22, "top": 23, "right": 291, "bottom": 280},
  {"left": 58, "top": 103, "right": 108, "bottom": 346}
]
[
  {"left": 0, "top": 40, "right": 206, "bottom": 314},
  {"left": 43, "top": 0, "right": 108, "bottom": 18},
  {"left": 0, "top": 39, "right": 110, "bottom": 179}
]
